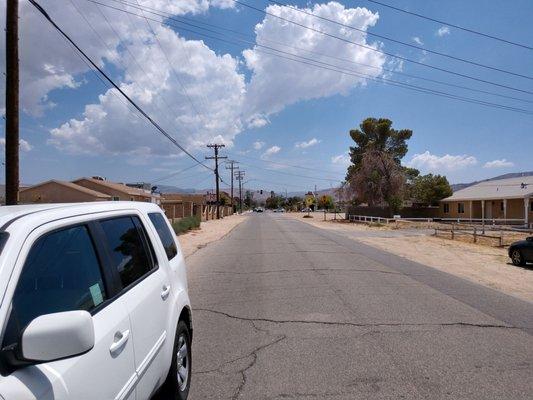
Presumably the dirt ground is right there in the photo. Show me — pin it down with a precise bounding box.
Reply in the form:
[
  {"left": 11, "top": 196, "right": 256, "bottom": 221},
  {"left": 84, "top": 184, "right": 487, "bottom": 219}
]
[
  {"left": 177, "top": 213, "right": 249, "bottom": 258},
  {"left": 285, "top": 213, "right": 533, "bottom": 303}
]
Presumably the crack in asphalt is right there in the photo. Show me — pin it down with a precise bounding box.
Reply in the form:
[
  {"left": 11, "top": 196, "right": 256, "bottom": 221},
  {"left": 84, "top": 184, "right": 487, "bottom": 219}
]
[{"left": 195, "top": 308, "right": 517, "bottom": 330}]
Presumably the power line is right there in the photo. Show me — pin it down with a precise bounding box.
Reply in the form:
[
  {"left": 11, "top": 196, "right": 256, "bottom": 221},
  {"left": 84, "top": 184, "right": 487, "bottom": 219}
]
[
  {"left": 231, "top": 0, "right": 533, "bottom": 96},
  {"left": 365, "top": 0, "right": 533, "bottom": 51},
  {"left": 239, "top": 161, "right": 344, "bottom": 183},
  {"left": 28, "top": 0, "right": 212, "bottom": 171},
  {"left": 268, "top": 0, "right": 533, "bottom": 80},
  {"left": 105, "top": 0, "right": 532, "bottom": 105},
  {"left": 151, "top": 163, "right": 201, "bottom": 183},
  {"left": 226, "top": 151, "right": 343, "bottom": 175},
  {"left": 85, "top": 0, "right": 533, "bottom": 115}
]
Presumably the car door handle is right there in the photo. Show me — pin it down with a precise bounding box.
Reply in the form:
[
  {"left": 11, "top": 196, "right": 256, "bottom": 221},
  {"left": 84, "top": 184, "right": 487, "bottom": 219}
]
[
  {"left": 110, "top": 329, "right": 130, "bottom": 354},
  {"left": 161, "top": 285, "right": 171, "bottom": 300}
]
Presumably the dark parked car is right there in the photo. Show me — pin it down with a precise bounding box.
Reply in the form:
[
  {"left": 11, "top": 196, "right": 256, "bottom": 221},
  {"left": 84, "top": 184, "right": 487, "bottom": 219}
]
[{"left": 508, "top": 236, "right": 533, "bottom": 266}]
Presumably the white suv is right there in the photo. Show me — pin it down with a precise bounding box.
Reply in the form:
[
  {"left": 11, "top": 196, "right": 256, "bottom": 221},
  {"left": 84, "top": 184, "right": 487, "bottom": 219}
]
[{"left": 0, "top": 202, "right": 192, "bottom": 400}]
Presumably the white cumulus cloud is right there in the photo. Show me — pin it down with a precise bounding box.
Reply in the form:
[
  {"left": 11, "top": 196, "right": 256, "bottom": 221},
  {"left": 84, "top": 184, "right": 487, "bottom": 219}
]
[
  {"left": 295, "top": 138, "right": 321, "bottom": 149},
  {"left": 2, "top": 1, "right": 388, "bottom": 159},
  {"left": 483, "top": 159, "right": 514, "bottom": 169},
  {"left": 407, "top": 151, "right": 477, "bottom": 172},
  {"left": 253, "top": 141, "right": 265, "bottom": 150},
  {"left": 331, "top": 153, "right": 350, "bottom": 165},
  {"left": 262, "top": 145, "right": 281, "bottom": 158},
  {"left": 242, "top": 1, "right": 386, "bottom": 119},
  {"left": 412, "top": 36, "right": 424, "bottom": 45},
  {"left": 436, "top": 26, "right": 450, "bottom": 37}
]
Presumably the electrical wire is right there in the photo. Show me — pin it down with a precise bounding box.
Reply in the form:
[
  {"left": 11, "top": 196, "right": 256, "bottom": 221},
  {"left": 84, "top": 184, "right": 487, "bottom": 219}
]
[
  {"left": 102, "top": 0, "right": 533, "bottom": 105},
  {"left": 28, "top": 0, "right": 212, "bottom": 171},
  {"left": 365, "top": 0, "right": 533, "bottom": 51},
  {"left": 84, "top": 0, "right": 533, "bottom": 115},
  {"left": 231, "top": 0, "right": 533, "bottom": 96},
  {"left": 268, "top": 0, "right": 533, "bottom": 80}
]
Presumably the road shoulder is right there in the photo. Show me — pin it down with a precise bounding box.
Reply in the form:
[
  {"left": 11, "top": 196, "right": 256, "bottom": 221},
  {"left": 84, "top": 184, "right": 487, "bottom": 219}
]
[{"left": 283, "top": 213, "right": 533, "bottom": 303}]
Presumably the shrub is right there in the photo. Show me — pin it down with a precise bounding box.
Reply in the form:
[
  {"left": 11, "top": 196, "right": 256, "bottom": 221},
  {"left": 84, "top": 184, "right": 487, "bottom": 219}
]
[
  {"left": 302, "top": 215, "right": 313, "bottom": 218},
  {"left": 172, "top": 215, "right": 201, "bottom": 235}
]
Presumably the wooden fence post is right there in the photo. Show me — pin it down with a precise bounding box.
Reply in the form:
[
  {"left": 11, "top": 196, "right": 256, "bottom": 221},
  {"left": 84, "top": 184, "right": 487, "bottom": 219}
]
[
  {"left": 451, "top": 223, "right": 455, "bottom": 240},
  {"left": 473, "top": 227, "right": 477, "bottom": 243}
]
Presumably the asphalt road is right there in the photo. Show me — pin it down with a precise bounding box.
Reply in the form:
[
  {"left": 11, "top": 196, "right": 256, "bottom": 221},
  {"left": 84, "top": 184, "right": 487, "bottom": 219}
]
[{"left": 186, "top": 213, "right": 533, "bottom": 399}]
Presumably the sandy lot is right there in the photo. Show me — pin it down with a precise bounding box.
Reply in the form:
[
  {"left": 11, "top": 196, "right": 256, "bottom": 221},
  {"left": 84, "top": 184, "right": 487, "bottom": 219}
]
[
  {"left": 284, "top": 213, "right": 533, "bottom": 303},
  {"left": 177, "top": 213, "right": 249, "bottom": 258}
]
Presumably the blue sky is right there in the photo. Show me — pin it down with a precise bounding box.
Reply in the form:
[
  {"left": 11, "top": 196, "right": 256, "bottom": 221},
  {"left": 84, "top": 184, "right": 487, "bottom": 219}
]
[{"left": 1, "top": 0, "right": 532, "bottom": 193}]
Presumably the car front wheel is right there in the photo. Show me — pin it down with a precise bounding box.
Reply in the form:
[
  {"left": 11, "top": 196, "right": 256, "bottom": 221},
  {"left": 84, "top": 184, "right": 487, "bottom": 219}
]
[
  {"left": 159, "top": 321, "right": 192, "bottom": 400},
  {"left": 511, "top": 249, "right": 525, "bottom": 266}
]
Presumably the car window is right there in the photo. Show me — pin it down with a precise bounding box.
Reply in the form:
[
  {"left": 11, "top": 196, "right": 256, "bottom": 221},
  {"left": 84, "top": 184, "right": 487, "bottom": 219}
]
[
  {"left": 2, "top": 225, "right": 106, "bottom": 349},
  {"left": 99, "top": 216, "right": 154, "bottom": 288},
  {"left": 148, "top": 212, "right": 178, "bottom": 260}
]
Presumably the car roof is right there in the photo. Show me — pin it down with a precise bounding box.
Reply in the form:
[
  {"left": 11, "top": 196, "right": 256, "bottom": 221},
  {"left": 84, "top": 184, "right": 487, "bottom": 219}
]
[{"left": 0, "top": 202, "right": 163, "bottom": 231}]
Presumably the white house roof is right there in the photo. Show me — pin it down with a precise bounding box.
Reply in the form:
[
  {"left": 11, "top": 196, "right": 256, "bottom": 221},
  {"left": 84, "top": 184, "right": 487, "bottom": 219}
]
[{"left": 443, "top": 176, "right": 533, "bottom": 201}]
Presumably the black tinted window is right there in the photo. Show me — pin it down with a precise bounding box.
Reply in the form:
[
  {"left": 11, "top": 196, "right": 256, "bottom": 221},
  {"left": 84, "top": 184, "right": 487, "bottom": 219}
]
[
  {"left": 148, "top": 212, "right": 178, "bottom": 260},
  {"left": 100, "top": 216, "right": 153, "bottom": 288},
  {"left": 2, "top": 226, "right": 106, "bottom": 348}
]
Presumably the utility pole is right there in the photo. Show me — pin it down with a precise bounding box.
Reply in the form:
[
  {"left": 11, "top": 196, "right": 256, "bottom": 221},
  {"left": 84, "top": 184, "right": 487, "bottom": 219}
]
[
  {"left": 206, "top": 144, "right": 227, "bottom": 219},
  {"left": 225, "top": 160, "right": 239, "bottom": 210},
  {"left": 235, "top": 170, "right": 245, "bottom": 214},
  {"left": 5, "top": 0, "right": 20, "bottom": 205}
]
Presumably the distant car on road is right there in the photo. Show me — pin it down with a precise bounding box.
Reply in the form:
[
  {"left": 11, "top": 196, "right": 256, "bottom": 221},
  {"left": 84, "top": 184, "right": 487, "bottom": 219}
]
[
  {"left": 508, "top": 236, "right": 533, "bottom": 266},
  {"left": 254, "top": 207, "right": 264, "bottom": 213},
  {"left": 0, "top": 202, "right": 193, "bottom": 400}
]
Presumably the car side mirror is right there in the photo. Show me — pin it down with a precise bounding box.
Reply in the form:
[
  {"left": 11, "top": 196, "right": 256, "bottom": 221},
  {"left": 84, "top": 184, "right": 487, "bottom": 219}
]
[{"left": 20, "top": 311, "right": 95, "bottom": 362}]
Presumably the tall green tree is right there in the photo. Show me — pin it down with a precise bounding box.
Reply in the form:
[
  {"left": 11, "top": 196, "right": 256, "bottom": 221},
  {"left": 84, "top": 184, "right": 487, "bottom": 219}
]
[
  {"left": 347, "top": 118, "right": 413, "bottom": 181},
  {"left": 411, "top": 174, "right": 453, "bottom": 206}
]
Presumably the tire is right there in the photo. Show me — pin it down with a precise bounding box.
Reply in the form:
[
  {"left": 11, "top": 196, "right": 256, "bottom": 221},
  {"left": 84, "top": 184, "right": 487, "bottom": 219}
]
[
  {"left": 511, "top": 249, "right": 525, "bottom": 266},
  {"left": 159, "top": 321, "right": 192, "bottom": 400}
]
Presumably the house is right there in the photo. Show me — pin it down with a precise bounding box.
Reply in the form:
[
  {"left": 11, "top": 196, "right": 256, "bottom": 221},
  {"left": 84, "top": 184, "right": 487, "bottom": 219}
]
[
  {"left": 440, "top": 176, "right": 533, "bottom": 226},
  {"left": 73, "top": 177, "right": 160, "bottom": 204},
  {"left": 20, "top": 180, "right": 111, "bottom": 204}
]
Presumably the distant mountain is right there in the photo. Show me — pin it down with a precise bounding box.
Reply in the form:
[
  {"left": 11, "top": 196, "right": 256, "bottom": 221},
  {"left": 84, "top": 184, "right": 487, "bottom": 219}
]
[
  {"left": 451, "top": 171, "right": 533, "bottom": 192},
  {"left": 155, "top": 184, "right": 198, "bottom": 194}
]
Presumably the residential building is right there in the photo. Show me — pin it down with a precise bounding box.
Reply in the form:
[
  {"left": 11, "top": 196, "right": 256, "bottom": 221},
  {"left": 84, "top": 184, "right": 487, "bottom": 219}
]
[
  {"left": 73, "top": 177, "right": 160, "bottom": 204},
  {"left": 440, "top": 176, "right": 533, "bottom": 226},
  {"left": 19, "top": 180, "right": 111, "bottom": 203}
]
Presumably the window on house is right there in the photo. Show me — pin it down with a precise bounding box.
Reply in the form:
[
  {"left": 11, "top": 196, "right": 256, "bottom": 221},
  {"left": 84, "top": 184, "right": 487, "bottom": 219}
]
[
  {"left": 458, "top": 203, "right": 465, "bottom": 214},
  {"left": 500, "top": 202, "right": 504, "bottom": 212},
  {"left": 443, "top": 203, "right": 449, "bottom": 214},
  {"left": 530, "top": 201, "right": 533, "bottom": 212},
  {"left": 112, "top": 196, "right": 120, "bottom": 201}
]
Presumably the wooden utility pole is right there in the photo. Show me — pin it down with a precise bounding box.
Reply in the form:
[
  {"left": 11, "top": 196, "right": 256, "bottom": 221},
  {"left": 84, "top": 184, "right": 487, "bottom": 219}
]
[
  {"left": 225, "top": 160, "right": 239, "bottom": 209},
  {"left": 206, "top": 144, "right": 227, "bottom": 219},
  {"left": 235, "top": 170, "right": 245, "bottom": 214},
  {"left": 5, "top": 0, "right": 20, "bottom": 205}
]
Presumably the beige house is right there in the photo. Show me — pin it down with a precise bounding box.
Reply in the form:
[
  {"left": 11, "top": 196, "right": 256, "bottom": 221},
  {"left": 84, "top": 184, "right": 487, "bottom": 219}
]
[
  {"left": 440, "top": 176, "right": 533, "bottom": 226},
  {"left": 20, "top": 180, "right": 111, "bottom": 204},
  {"left": 73, "top": 177, "right": 160, "bottom": 204}
]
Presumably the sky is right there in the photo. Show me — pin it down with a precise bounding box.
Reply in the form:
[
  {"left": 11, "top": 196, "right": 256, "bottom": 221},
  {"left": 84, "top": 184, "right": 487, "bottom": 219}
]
[{"left": 1, "top": 0, "right": 532, "bottom": 194}]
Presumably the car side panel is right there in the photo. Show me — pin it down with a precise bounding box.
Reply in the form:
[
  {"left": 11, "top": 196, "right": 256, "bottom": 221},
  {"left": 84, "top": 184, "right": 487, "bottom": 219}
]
[{"left": 0, "top": 218, "right": 137, "bottom": 400}]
